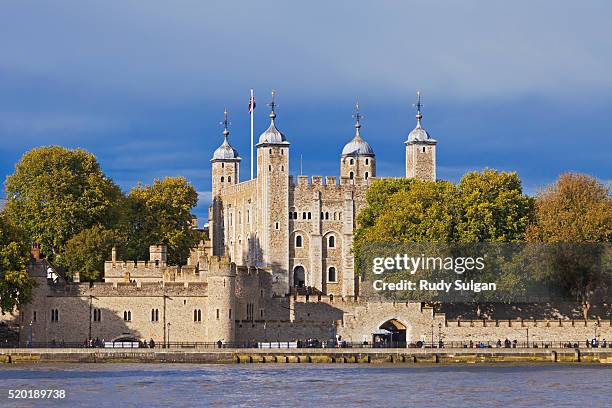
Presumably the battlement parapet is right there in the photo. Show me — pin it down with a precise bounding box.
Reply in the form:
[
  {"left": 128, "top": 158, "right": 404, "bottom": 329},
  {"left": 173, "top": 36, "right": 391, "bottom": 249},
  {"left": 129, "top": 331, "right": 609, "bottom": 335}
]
[{"left": 220, "top": 179, "right": 256, "bottom": 195}]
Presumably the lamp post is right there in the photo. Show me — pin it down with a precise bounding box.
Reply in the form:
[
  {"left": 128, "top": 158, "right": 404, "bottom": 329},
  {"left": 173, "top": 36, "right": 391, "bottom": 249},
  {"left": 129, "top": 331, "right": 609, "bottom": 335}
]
[
  {"left": 430, "top": 323, "right": 434, "bottom": 348},
  {"left": 526, "top": 327, "right": 529, "bottom": 348},
  {"left": 28, "top": 321, "right": 33, "bottom": 348},
  {"left": 167, "top": 323, "right": 171, "bottom": 349}
]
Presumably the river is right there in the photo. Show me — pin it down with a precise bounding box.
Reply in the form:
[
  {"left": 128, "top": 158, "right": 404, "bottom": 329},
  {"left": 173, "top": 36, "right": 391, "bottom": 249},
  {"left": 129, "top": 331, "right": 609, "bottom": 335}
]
[{"left": 0, "top": 363, "right": 609, "bottom": 407}]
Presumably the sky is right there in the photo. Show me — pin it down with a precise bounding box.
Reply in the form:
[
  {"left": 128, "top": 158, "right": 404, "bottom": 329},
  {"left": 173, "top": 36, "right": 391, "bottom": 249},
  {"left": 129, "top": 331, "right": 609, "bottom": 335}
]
[{"left": 1, "top": 1, "right": 611, "bottom": 223}]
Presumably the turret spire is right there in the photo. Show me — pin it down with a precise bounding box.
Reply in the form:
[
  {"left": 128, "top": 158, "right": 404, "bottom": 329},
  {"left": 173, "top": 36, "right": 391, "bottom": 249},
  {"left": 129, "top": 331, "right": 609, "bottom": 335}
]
[
  {"left": 221, "top": 108, "right": 230, "bottom": 138},
  {"left": 413, "top": 91, "right": 423, "bottom": 128},
  {"left": 268, "top": 90, "right": 277, "bottom": 121},
  {"left": 352, "top": 101, "right": 363, "bottom": 136}
]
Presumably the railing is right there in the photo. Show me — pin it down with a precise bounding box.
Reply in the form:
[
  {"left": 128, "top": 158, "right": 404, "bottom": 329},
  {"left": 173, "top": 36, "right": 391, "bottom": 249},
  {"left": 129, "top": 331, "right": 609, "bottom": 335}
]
[{"left": 3, "top": 340, "right": 610, "bottom": 350}]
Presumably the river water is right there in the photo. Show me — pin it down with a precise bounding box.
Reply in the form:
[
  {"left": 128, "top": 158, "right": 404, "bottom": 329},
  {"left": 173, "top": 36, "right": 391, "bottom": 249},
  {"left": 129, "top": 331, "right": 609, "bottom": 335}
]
[{"left": 0, "top": 363, "right": 609, "bottom": 407}]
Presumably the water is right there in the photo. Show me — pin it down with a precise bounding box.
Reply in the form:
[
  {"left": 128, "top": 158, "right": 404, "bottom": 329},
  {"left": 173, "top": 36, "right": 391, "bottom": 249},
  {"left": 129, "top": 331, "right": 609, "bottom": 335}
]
[{"left": 0, "top": 364, "right": 610, "bottom": 407}]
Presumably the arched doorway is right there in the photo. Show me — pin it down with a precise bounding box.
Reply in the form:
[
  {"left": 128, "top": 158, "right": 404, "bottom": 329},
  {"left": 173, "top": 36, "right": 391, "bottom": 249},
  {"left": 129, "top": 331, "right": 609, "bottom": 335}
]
[
  {"left": 293, "top": 266, "right": 305, "bottom": 288},
  {"left": 373, "top": 319, "right": 407, "bottom": 348}
]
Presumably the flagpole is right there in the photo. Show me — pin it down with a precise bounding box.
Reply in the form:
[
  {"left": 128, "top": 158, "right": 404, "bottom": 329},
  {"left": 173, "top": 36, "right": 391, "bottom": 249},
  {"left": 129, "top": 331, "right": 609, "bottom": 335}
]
[{"left": 250, "top": 89, "right": 254, "bottom": 180}]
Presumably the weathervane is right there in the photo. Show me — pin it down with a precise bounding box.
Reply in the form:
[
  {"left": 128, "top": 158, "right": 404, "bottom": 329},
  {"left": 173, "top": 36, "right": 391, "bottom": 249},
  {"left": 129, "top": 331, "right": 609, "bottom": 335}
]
[
  {"left": 353, "top": 101, "right": 363, "bottom": 129},
  {"left": 413, "top": 91, "right": 423, "bottom": 127},
  {"left": 221, "top": 108, "right": 230, "bottom": 137},
  {"left": 268, "top": 90, "right": 277, "bottom": 117}
]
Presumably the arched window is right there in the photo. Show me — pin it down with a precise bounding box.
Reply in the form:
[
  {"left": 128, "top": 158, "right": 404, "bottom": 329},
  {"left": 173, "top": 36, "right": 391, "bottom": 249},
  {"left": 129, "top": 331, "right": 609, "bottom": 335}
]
[
  {"left": 221, "top": 163, "right": 225, "bottom": 168},
  {"left": 151, "top": 309, "right": 159, "bottom": 322},
  {"left": 269, "top": 148, "right": 272, "bottom": 154},
  {"left": 422, "top": 146, "right": 426, "bottom": 153},
  {"left": 295, "top": 235, "right": 303, "bottom": 248},
  {"left": 349, "top": 172, "right": 354, "bottom": 179},
  {"left": 365, "top": 172, "right": 369, "bottom": 180},
  {"left": 365, "top": 158, "right": 369, "bottom": 165},
  {"left": 302, "top": 212, "right": 306, "bottom": 219},
  {"left": 228, "top": 176, "right": 231, "bottom": 182},
  {"left": 350, "top": 158, "right": 354, "bottom": 165},
  {"left": 307, "top": 212, "right": 312, "bottom": 219},
  {"left": 328, "top": 267, "right": 337, "bottom": 283},
  {"left": 124, "top": 310, "right": 131, "bottom": 321},
  {"left": 325, "top": 212, "right": 330, "bottom": 220},
  {"left": 221, "top": 176, "right": 224, "bottom": 182},
  {"left": 328, "top": 235, "right": 335, "bottom": 248},
  {"left": 293, "top": 211, "right": 297, "bottom": 219},
  {"left": 194, "top": 309, "right": 202, "bottom": 322}
]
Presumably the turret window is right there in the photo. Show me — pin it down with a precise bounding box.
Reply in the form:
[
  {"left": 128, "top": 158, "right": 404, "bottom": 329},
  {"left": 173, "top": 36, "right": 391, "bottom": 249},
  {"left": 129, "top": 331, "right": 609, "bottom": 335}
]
[
  {"left": 423, "top": 147, "right": 426, "bottom": 153},
  {"left": 365, "top": 158, "right": 369, "bottom": 165},
  {"left": 328, "top": 235, "right": 336, "bottom": 248},
  {"left": 221, "top": 176, "right": 225, "bottom": 182},
  {"left": 307, "top": 212, "right": 312, "bottom": 219},
  {"left": 349, "top": 172, "right": 354, "bottom": 179},
  {"left": 228, "top": 176, "right": 232, "bottom": 182},
  {"left": 269, "top": 148, "right": 272, "bottom": 154},
  {"left": 350, "top": 158, "right": 354, "bottom": 165},
  {"left": 365, "top": 172, "right": 369, "bottom": 180},
  {"left": 295, "top": 235, "right": 303, "bottom": 248},
  {"left": 328, "top": 267, "right": 337, "bottom": 283}
]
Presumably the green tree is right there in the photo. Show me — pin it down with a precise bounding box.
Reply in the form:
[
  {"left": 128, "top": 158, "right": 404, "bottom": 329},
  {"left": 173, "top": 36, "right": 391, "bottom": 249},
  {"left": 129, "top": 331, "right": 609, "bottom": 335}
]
[
  {"left": 124, "top": 177, "right": 199, "bottom": 265},
  {"left": 4, "top": 146, "right": 123, "bottom": 259},
  {"left": 58, "top": 226, "right": 121, "bottom": 282},
  {"left": 526, "top": 173, "right": 612, "bottom": 318},
  {"left": 0, "top": 214, "right": 34, "bottom": 313},
  {"left": 457, "top": 169, "right": 533, "bottom": 242}
]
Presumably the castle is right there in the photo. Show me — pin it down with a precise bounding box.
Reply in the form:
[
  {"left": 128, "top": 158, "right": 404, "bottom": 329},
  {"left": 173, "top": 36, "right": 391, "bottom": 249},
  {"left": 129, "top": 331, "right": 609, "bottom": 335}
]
[{"left": 7, "top": 93, "right": 610, "bottom": 347}]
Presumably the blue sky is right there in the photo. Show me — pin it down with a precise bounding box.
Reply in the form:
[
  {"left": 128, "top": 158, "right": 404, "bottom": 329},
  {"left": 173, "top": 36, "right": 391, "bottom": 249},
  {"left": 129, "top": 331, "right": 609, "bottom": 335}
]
[{"left": 1, "top": 1, "right": 611, "bottom": 223}]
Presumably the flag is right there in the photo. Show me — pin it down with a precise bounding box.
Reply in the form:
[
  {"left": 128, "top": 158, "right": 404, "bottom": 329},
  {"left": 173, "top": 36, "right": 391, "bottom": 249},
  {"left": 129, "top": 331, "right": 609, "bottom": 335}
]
[{"left": 248, "top": 94, "right": 256, "bottom": 113}]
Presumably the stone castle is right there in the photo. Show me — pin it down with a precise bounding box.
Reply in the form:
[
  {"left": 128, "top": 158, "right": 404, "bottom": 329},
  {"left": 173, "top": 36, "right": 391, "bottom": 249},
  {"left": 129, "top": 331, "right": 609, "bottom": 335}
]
[{"left": 7, "top": 93, "right": 610, "bottom": 347}]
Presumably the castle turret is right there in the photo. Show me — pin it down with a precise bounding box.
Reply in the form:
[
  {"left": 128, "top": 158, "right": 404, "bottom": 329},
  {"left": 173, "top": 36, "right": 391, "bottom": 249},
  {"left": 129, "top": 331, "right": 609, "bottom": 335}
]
[
  {"left": 206, "top": 255, "right": 236, "bottom": 343},
  {"left": 211, "top": 109, "right": 240, "bottom": 256},
  {"left": 256, "top": 91, "right": 290, "bottom": 295},
  {"left": 405, "top": 91, "right": 437, "bottom": 181},
  {"left": 340, "top": 102, "right": 375, "bottom": 181}
]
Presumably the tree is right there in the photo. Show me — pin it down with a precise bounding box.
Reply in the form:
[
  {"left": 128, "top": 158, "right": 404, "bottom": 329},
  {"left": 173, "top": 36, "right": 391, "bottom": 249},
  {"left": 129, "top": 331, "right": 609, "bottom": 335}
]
[
  {"left": 457, "top": 169, "right": 533, "bottom": 243},
  {"left": 4, "top": 146, "right": 123, "bottom": 259},
  {"left": 124, "top": 177, "right": 199, "bottom": 265},
  {"left": 58, "top": 226, "right": 120, "bottom": 282},
  {"left": 0, "top": 214, "right": 34, "bottom": 313},
  {"left": 526, "top": 173, "right": 612, "bottom": 318}
]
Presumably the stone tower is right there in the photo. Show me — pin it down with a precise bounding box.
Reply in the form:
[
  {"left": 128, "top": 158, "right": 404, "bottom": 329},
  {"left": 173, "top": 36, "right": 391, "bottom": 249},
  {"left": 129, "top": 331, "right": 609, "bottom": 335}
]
[
  {"left": 256, "top": 91, "right": 290, "bottom": 295},
  {"left": 211, "top": 109, "right": 240, "bottom": 256},
  {"left": 206, "top": 255, "right": 236, "bottom": 343},
  {"left": 340, "top": 103, "right": 376, "bottom": 181},
  {"left": 405, "top": 92, "right": 437, "bottom": 181}
]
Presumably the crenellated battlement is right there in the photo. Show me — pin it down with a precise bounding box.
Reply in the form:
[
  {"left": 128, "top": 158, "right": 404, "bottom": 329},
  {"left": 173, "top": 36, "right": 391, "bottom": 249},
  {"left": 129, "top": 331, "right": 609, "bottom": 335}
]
[{"left": 289, "top": 175, "right": 375, "bottom": 188}]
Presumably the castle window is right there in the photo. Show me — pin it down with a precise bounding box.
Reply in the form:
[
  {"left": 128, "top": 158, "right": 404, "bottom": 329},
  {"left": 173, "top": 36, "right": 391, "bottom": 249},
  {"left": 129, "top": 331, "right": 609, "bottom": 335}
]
[
  {"left": 238, "top": 211, "right": 241, "bottom": 225},
  {"left": 216, "top": 309, "right": 220, "bottom": 319},
  {"left": 350, "top": 158, "right": 354, "bottom": 165},
  {"left": 423, "top": 147, "right": 426, "bottom": 153},
  {"left": 229, "top": 309, "right": 232, "bottom": 319},
  {"left": 281, "top": 165, "right": 284, "bottom": 171},
  {"left": 221, "top": 176, "right": 224, "bottom": 182},
  {"left": 289, "top": 211, "right": 293, "bottom": 219},
  {"left": 333, "top": 212, "right": 337, "bottom": 220},
  {"left": 328, "top": 235, "right": 336, "bottom": 248},
  {"left": 328, "top": 267, "right": 337, "bottom": 283},
  {"left": 293, "top": 211, "right": 297, "bottom": 219},
  {"left": 325, "top": 212, "right": 330, "bottom": 220},
  {"left": 222, "top": 163, "right": 225, "bottom": 168},
  {"left": 269, "top": 148, "right": 272, "bottom": 154},
  {"left": 194, "top": 309, "right": 202, "bottom": 322},
  {"left": 281, "top": 149, "right": 284, "bottom": 155},
  {"left": 93, "top": 309, "right": 101, "bottom": 322},
  {"left": 295, "top": 235, "right": 303, "bottom": 248},
  {"left": 246, "top": 303, "right": 254, "bottom": 321},
  {"left": 365, "top": 158, "right": 369, "bottom": 165},
  {"left": 228, "top": 176, "right": 232, "bottom": 182},
  {"left": 275, "top": 222, "right": 279, "bottom": 230},
  {"left": 33, "top": 311, "right": 37, "bottom": 322},
  {"left": 302, "top": 212, "right": 306, "bottom": 220},
  {"left": 320, "top": 212, "right": 324, "bottom": 219},
  {"left": 307, "top": 212, "right": 311, "bottom": 220},
  {"left": 247, "top": 210, "right": 250, "bottom": 223},
  {"left": 365, "top": 172, "right": 369, "bottom": 180},
  {"left": 123, "top": 311, "right": 131, "bottom": 321},
  {"left": 349, "top": 172, "right": 354, "bottom": 179},
  {"left": 260, "top": 309, "right": 264, "bottom": 318},
  {"left": 51, "top": 309, "right": 59, "bottom": 322},
  {"left": 151, "top": 309, "right": 159, "bottom": 322},
  {"left": 268, "top": 165, "right": 272, "bottom": 171}
]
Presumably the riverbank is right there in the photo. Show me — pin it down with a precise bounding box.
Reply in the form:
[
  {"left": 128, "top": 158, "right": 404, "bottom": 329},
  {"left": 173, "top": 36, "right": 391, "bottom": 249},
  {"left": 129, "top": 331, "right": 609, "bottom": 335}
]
[{"left": 1, "top": 347, "right": 611, "bottom": 364}]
